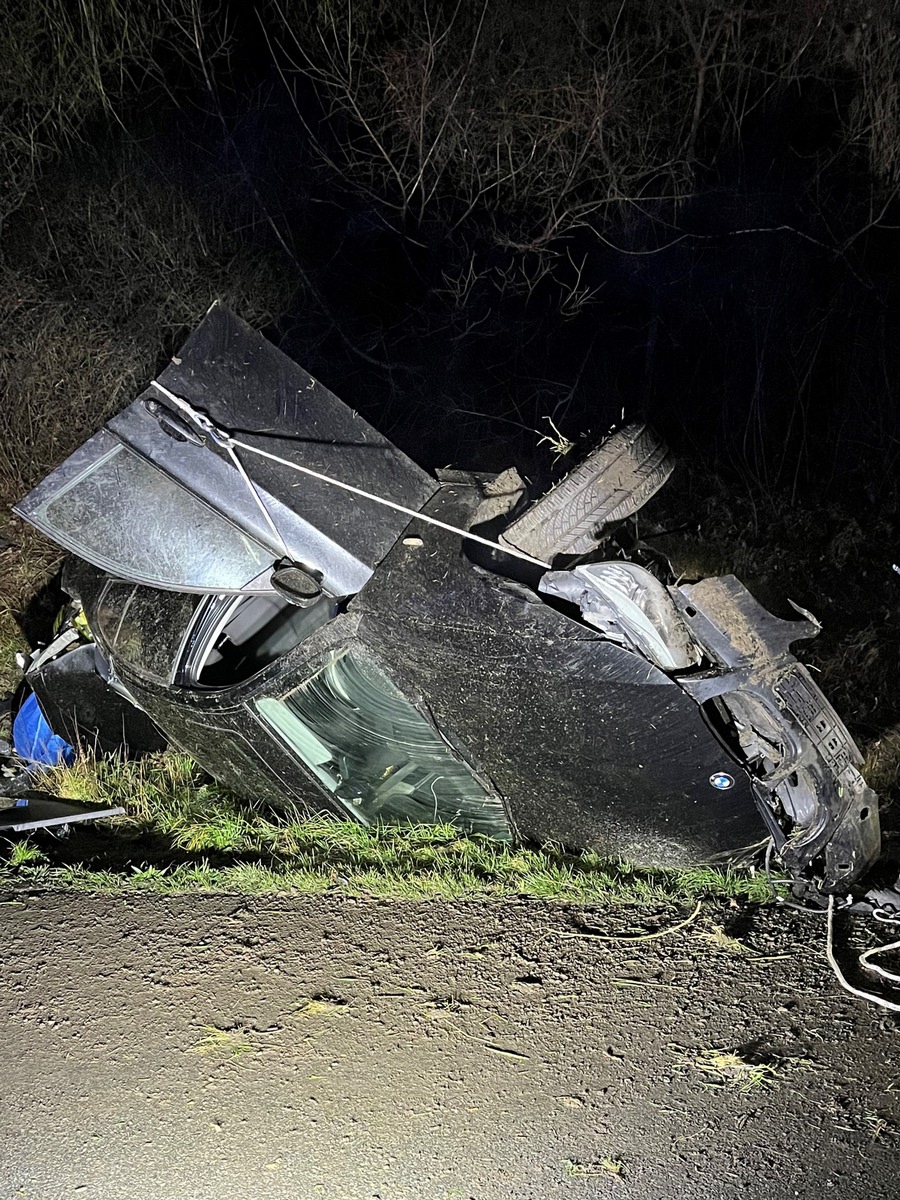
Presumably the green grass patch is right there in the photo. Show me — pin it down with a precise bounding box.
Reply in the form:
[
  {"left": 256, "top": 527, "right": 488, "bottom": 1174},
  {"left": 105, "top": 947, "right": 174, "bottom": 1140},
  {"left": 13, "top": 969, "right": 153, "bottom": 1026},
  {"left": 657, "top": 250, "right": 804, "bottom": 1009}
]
[
  {"left": 0, "top": 751, "right": 780, "bottom": 905},
  {"left": 6, "top": 838, "right": 46, "bottom": 867}
]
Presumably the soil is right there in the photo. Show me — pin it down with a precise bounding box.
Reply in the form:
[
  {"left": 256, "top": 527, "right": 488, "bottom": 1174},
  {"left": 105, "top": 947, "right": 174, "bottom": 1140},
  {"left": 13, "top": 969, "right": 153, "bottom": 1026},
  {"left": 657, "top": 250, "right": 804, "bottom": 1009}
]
[{"left": 1, "top": 894, "right": 898, "bottom": 1200}]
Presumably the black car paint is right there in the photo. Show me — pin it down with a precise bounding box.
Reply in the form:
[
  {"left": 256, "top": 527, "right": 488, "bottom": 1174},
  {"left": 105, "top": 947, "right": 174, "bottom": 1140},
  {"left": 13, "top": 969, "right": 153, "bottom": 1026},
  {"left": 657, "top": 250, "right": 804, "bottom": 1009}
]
[
  {"left": 14, "top": 306, "right": 882, "bottom": 888},
  {"left": 75, "top": 480, "right": 768, "bottom": 868}
]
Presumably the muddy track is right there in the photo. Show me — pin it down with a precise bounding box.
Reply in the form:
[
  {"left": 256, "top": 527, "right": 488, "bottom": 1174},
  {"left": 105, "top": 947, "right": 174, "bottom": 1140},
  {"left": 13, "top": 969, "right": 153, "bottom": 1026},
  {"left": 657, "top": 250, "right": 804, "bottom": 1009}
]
[{"left": 1, "top": 895, "right": 897, "bottom": 1199}]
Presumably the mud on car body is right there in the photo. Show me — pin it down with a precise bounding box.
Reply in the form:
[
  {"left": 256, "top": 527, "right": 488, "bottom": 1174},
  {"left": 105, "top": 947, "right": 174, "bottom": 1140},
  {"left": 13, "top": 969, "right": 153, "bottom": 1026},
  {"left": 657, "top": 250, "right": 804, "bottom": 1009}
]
[{"left": 14, "top": 304, "right": 880, "bottom": 893}]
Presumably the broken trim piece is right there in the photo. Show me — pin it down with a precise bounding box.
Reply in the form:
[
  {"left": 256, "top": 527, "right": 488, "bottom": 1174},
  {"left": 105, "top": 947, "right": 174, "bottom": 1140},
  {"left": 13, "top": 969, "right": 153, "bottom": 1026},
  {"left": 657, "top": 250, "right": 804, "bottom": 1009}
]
[
  {"left": 0, "top": 793, "right": 125, "bottom": 833},
  {"left": 539, "top": 562, "right": 700, "bottom": 672}
]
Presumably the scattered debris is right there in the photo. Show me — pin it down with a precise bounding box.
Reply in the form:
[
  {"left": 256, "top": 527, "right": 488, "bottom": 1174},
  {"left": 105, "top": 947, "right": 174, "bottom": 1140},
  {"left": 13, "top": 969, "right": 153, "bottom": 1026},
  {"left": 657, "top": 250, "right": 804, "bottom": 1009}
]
[
  {"left": 674, "top": 1045, "right": 806, "bottom": 1093},
  {"left": 564, "top": 1158, "right": 626, "bottom": 1178},
  {"left": 483, "top": 1044, "right": 529, "bottom": 1061},
  {"left": 699, "top": 924, "right": 751, "bottom": 955},
  {"left": 296, "top": 996, "right": 348, "bottom": 1018},
  {"left": 560, "top": 901, "right": 703, "bottom": 942}
]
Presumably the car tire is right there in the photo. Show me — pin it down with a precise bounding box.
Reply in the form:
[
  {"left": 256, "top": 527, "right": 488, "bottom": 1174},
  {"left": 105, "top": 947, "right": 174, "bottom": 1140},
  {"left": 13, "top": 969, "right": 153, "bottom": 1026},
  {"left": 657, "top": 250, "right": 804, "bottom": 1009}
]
[{"left": 499, "top": 423, "right": 674, "bottom": 562}]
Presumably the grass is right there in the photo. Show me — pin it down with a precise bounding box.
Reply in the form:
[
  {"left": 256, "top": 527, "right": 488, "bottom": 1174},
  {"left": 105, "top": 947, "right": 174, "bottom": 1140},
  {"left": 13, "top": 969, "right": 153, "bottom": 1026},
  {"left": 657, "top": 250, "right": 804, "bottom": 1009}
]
[
  {"left": 0, "top": 0, "right": 192, "bottom": 225},
  {"left": 864, "top": 1110, "right": 898, "bottom": 1143},
  {"left": 863, "top": 726, "right": 900, "bottom": 800},
  {"left": 675, "top": 1046, "right": 801, "bottom": 1093},
  {"left": 698, "top": 924, "right": 750, "bottom": 955},
  {"left": 190, "top": 1025, "right": 255, "bottom": 1058},
  {"left": 817, "top": 1096, "right": 900, "bottom": 1142},
  {"left": 0, "top": 750, "right": 782, "bottom": 905},
  {"left": 6, "top": 838, "right": 45, "bottom": 867}
]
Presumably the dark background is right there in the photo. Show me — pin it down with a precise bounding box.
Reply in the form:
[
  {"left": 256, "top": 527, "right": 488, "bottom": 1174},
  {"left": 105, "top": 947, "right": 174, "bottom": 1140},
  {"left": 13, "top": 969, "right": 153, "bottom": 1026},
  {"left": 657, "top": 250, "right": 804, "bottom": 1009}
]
[
  {"left": 167, "top": 0, "right": 900, "bottom": 493},
  {"left": 10, "top": 0, "right": 897, "bottom": 484},
  {"left": 2, "top": 0, "right": 900, "bottom": 767}
]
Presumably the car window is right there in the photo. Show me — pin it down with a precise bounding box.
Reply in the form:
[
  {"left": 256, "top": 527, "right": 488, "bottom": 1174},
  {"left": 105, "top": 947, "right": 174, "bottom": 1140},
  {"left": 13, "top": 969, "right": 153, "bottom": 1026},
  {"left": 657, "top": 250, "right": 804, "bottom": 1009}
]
[
  {"left": 29, "top": 438, "right": 276, "bottom": 592},
  {"left": 95, "top": 582, "right": 201, "bottom": 685},
  {"left": 96, "top": 585, "right": 337, "bottom": 689},
  {"left": 185, "top": 594, "right": 337, "bottom": 687},
  {"left": 255, "top": 650, "right": 510, "bottom": 838}
]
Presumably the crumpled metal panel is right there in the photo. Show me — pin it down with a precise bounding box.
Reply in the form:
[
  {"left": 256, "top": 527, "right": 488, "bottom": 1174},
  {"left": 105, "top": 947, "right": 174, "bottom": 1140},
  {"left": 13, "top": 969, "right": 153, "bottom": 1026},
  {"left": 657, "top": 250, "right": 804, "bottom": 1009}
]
[
  {"left": 28, "top": 643, "right": 167, "bottom": 758},
  {"left": 671, "top": 575, "right": 880, "bottom": 888}
]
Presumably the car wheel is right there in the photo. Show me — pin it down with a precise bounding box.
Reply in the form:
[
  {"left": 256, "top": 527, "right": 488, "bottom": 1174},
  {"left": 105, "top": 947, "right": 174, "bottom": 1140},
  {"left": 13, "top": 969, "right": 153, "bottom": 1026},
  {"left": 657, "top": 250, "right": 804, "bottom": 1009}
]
[{"left": 499, "top": 422, "right": 674, "bottom": 561}]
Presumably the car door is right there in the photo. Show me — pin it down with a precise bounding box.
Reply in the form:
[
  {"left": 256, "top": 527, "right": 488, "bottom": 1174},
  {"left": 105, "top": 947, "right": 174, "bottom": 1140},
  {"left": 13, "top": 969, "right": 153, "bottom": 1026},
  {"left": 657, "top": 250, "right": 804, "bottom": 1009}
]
[{"left": 14, "top": 304, "right": 437, "bottom": 597}]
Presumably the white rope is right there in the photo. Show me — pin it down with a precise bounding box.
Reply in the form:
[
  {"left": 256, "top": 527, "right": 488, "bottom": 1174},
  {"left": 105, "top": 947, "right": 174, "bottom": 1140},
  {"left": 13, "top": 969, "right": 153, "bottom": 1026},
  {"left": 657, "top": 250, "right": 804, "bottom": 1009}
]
[
  {"left": 149, "top": 381, "right": 551, "bottom": 570},
  {"left": 859, "top": 940, "right": 900, "bottom": 986},
  {"left": 151, "top": 380, "right": 288, "bottom": 558},
  {"left": 222, "top": 439, "right": 291, "bottom": 561},
  {"left": 825, "top": 895, "right": 900, "bottom": 1013},
  {"left": 231, "top": 437, "right": 551, "bottom": 568}
]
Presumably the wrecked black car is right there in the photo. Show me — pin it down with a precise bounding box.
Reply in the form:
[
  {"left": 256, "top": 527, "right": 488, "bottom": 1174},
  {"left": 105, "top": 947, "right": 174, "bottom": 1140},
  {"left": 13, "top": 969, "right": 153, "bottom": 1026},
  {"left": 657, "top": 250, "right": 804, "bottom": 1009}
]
[{"left": 12, "top": 304, "right": 881, "bottom": 892}]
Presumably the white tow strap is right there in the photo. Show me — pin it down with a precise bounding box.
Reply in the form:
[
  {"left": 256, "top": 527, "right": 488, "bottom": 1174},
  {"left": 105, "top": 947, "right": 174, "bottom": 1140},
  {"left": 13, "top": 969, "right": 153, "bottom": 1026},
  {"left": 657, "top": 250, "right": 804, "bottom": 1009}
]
[
  {"left": 150, "top": 381, "right": 551, "bottom": 570},
  {"left": 859, "top": 910, "right": 900, "bottom": 986},
  {"left": 222, "top": 439, "right": 291, "bottom": 562},
  {"left": 825, "top": 895, "right": 900, "bottom": 1014}
]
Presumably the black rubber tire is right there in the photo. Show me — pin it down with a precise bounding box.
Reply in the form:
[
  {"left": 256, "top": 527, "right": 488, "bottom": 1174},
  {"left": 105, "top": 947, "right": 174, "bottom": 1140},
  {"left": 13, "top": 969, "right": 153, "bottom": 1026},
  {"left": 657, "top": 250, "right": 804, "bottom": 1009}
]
[{"left": 499, "top": 423, "right": 673, "bottom": 562}]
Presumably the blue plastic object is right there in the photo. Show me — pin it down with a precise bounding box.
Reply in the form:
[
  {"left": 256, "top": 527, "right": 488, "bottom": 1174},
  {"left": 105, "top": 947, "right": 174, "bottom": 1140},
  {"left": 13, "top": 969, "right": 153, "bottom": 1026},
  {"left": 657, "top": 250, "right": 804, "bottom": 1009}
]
[{"left": 12, "top": 692, "right": 75, "bottom": 767}]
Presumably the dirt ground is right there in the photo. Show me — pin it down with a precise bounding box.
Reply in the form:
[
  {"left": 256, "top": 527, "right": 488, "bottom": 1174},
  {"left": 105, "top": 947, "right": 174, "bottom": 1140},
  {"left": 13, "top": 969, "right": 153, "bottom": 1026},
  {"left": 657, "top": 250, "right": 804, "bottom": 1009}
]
[{"left": 1, "top": 894, "right": 898, "bottom": 1200}]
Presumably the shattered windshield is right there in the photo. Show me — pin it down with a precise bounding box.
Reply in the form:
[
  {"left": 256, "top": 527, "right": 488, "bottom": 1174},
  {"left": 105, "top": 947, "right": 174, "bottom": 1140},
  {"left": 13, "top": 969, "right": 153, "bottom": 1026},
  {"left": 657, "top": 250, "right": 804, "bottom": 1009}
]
[{"left": 255, "top": 650, "right": 510, "bottom": 838}]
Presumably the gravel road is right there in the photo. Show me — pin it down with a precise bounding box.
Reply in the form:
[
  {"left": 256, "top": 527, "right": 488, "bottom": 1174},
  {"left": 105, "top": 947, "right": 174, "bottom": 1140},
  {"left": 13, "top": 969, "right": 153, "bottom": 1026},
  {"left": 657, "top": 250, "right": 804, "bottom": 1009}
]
[{"left": 1, "top": 893, "right": 897, "bottom": 1199}]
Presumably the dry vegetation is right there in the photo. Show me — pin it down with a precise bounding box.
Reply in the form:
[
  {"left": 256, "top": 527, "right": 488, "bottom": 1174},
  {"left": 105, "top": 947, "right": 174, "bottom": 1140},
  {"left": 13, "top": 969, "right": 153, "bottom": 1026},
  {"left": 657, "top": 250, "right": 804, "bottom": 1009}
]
[
  {"left": 0, "top": 150, "right": 290, "bottom": 613},
  {"left": 273, "top": 1, "right": 900, "bottom": 251},
  {"left": 0, "top": 0, "right": 291, "bottom": 625},
  {"left": 0, "top": 0, "right": 184, "bottom": 224}
]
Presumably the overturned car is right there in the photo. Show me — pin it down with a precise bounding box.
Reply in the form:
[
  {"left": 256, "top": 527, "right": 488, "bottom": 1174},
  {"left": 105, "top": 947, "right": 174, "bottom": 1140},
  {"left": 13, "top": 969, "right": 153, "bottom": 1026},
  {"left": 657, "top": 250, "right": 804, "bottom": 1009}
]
[{"left": 13, "top": 305, "right": 881, "bottom": 892}]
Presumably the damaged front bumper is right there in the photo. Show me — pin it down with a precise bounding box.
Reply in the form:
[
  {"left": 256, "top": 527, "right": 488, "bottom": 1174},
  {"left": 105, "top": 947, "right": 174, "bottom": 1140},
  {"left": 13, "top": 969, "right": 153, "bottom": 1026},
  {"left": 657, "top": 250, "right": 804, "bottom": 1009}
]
[
  {"left": 540, "top": 561, "right": 880, "bottom": 890},
  {"left": 671, "top": 576, "right": 880, "bottom": 889}
]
